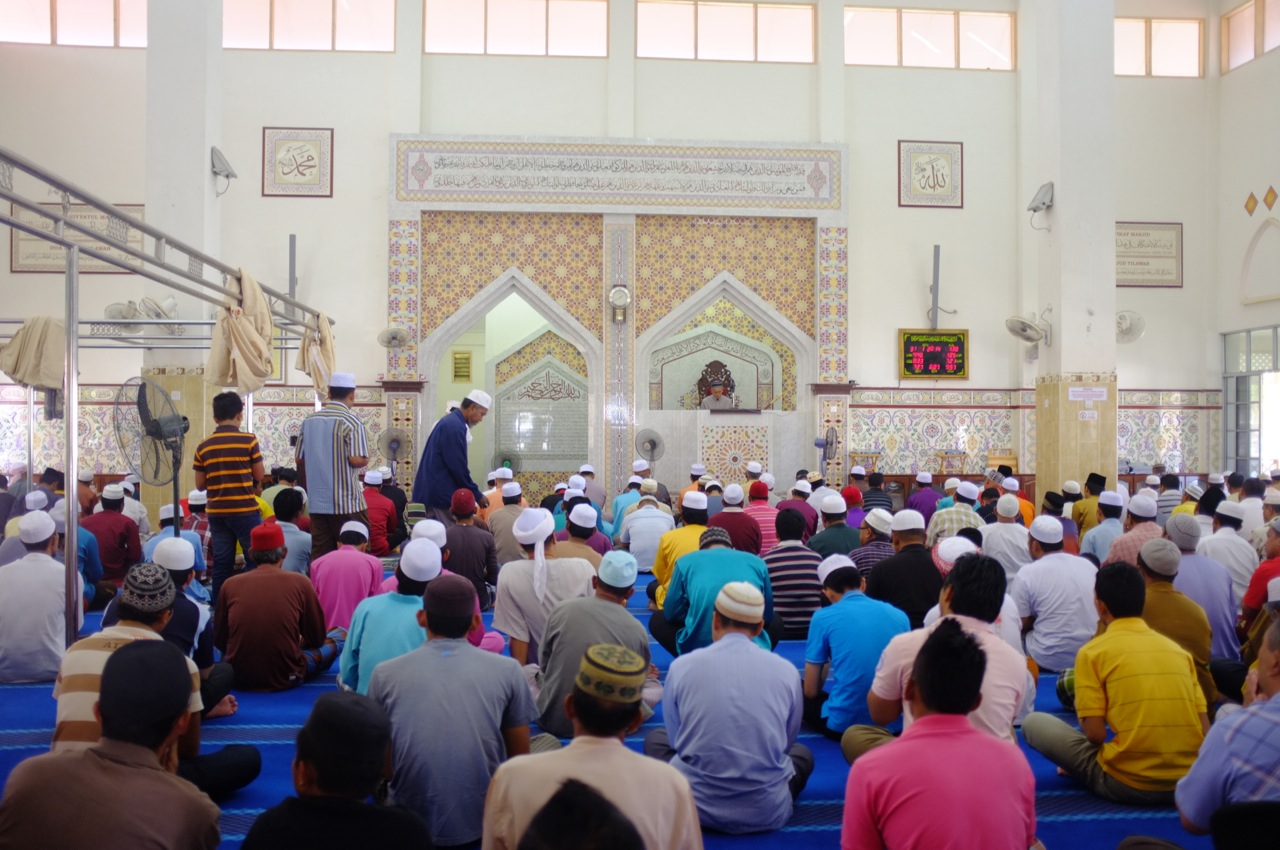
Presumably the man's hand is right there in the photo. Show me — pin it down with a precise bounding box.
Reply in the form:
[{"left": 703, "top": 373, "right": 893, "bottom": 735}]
[
  {"left": 1243, "top": 668, "right": 1269, "bottom": 707},
  {"left": 477, "top": 494, "right": 490, "bottom": 509}
]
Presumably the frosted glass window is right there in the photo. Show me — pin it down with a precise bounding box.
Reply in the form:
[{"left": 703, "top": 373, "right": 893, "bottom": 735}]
[
  {"left": 1, "top": 0, "right": 53, "bottom": 43},
  {"left": 56, "top": 0, "right": 113, "bottom": 46},
  {"left": 637, "top": 1, "right": 695, "bottom": 58},
  {"left": 901, "top": 10, "right": 955, "bottom": 68},
  {"left": 1252, "top": 328, "right": 1274, "bottom": 371},
  {"left": 697, "top": 2, "right": 754, "bottom": 61},
  {"left": 757, "top": 4, "right": 813, "bottom": 63},
  {"left": 548, "top": 0, "right": 607, "bottom": 56},
  {"left": 274, "top": 0, "right": 334, "bottom": 50},
  {"left": 958, "top": 12, "right": 1011, "bottom": 70},
  {"left": 117, "top": 0, "right": 146, "bottom": 47},
  {"left": 1150, "top": 20, "right": 1200, "bottom": 77},
  {"left": 1114, "top": 18, "right": 1146, "bottom": 75},
  {"left": 1226, "top": 2, "right": 1256, "bottom": 70},
  {"left": 844, "top": 7, "right": 897, "bottom": 66},
  {"left": 224, "top": 0, "right": 271, "bottom": 49},
  {"left": 488, "top": 0, "right": 546, "bottom": 55},
  {"left": 424, "top": 0, "right": 485, "bottom": 53},
  {"left": 1266, "top": 0, "right": 1280, "bottom": 52},
  {"left": 1226, "top": 333, "right": 1248, "bottom": 374},
  {"left": 336, "top": 0, "right": 395, "bottom": 50}
]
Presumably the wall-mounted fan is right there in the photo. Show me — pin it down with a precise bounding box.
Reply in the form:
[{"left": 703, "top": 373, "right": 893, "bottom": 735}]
[
  {"left": 1006, "top": 307, "right": 1053, "bottom": 362},
  {"left": 377, "top": 326, "right": 413, "bottom": 349},
  {"left": 137, "top": 295, "right": 183, "bottom": 336},
  {"left": 104, "top": 301, "right": 143, "bottom": 334},
  {"left": 1116, "top": 310, "right": 1146, "bottom": 345}
]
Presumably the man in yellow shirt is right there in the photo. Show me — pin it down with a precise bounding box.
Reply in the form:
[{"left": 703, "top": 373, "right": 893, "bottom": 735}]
[
  {"left": 1072, "top": 473, "right": 1106, "bottom": 535},
  {"left": 647, "top": 491, "right": 709, "bottom": 612},
  {"left": 1170, "top": 482, "right": 1202, "bottom": 518},
  {"left": 1022, "top": 562, "right": 1208, "bottom": 804}
]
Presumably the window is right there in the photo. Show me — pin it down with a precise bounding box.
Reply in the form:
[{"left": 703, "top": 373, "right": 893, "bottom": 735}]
[
  {"left": 224, "top": 0, "right": 396, "bottom": 51},
  {"left": 425, "top": 0, "right": 606, "bottom": 56},
  {"left": 0, "top": 0, "right": 147, "bottom": 47},
  {"left": 1115, "top": 18, "right": 1202, "bottom": 77},
  {"left": 637, "top": 1, "right": 814, "bottom": 63},
  {"left": 844, "top": 7, "right": 1015, "bottom": 71},
  {"left": 1221, "top": 0, "right": 1280, "bottom": 71}
]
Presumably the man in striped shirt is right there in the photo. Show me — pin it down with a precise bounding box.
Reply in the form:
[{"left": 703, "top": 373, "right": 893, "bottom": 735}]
[
  {"left": 849, "top": 509, "right": 896, "bottom": 578},
  {"left": 762, "top": 508, "right": 824, "bottom": 640},
  {"left": 193, "top": 391, "right": 264, "bottom": 602},
  {"left": 297, "top": 372, "right": 370, "bottom": 558}
]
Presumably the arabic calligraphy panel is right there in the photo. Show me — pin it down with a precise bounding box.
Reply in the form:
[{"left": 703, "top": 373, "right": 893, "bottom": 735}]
[
  {"left": 263, "top": 127, "right": 334, "bottom": 197},
  {"left": 898, "top": 141, "right": 963, "bottom": 209},
  {"left": 495, "top": 356, "right": 589, "bottom": 471}
]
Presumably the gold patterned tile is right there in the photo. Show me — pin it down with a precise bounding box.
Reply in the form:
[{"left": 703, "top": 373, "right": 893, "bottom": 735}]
[
  {"left": 676, "top": 297, "right": 796, "bottom": 411},
  {"left": 495, "top": 331, "right": 588, "bottom": 384}
]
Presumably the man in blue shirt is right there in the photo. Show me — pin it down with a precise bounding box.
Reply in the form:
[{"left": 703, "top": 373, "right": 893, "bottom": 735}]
[
  {"left": 1079, "top": 490, "right": 1126, "bottom": 564},
  {"left": 413, "top": 390, "right": 490, "bottom": 520},
  {"left": 804, "top": 554, "right": 910, "bottom": 739},
  {"left": 143, "top": 504, "right": 208, "bottom": 577},
  {"left": 661, "top": 526, "right": 777, "bottom": 655},
  {"left": 645, "top": 581, "right": 811, "bottom": 833}
]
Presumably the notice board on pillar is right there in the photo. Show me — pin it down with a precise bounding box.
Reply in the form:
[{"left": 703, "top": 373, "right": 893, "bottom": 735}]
[{"left": 899, "top": 329, "right": 968, "bottom": 380}]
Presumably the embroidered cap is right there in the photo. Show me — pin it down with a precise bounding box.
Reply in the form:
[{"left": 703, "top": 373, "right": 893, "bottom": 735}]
[{"left": 575, "top": 644, "right": 647, "bottom": 704}]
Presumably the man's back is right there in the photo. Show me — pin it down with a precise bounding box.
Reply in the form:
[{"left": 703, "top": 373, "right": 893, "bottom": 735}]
[
  {"left": 0, "top": 740, "right": 221, "bottom": 850},
  {"left": 808, "top": 523, "right": 861, "bottom": 559},
  {"left": 193, "top": 424, "right": 263, "bottom": 516},
  {"left": 979, "top": 523, "right": 1031, "bottom": 581},
  {"left": 216, "top": 568, "right": 326, "bottom": 691},
  {"left": 413, "top": 410, "right": 472, "bottom": 509},
  {"left": 297, "top": 402, "right": 368, "bottom": 516},
  {"left": 81, "top": 509, "right": 140, "bottom": 584},
  {"left": 1198, "top": 529, "right": 1259, "bottom": 607},
  {"left": 554, "top": 536, "right": 602, "bottom": 568},
  {"left": 489, "top": 505, "right": 525, "bottom": 564},
  {"left": 1174, "top": 552, "right": 1241, "bottom": 659},
  {"left": 362, "top": 488, "right": 398, "bottom": 556},
  {"left": 707, "top": 509, "right": 763, "bottom": 554},
  {"left": 865, "top": 544, "right": 943, "bottom": 629},
  {"left": 665, "top": 549, "right": 772, "bottom": 654},
  {"left": 652, "top": 524, "right": 705, "bottom": 608},
  {"left": 340, "top": 592, "right": 425, "bottom": 695},
  {"left": 762, "top": 541, "right": 823, "bottom": 638},
  {"left": 311, "top": 545, "right": 383, "bottom": 630},
  {"left": 491, "top": 556, "right": 595, "bottom": 661},
  {"left": 243, "top": 796, "right": 429, "bottom": 850},
  {"left": 1142, "top": 583, "right": 1217, "bottom": 705},
  {"left": 445, "top": 523, "right": 499, "bottom": 601},
  {"left": 805, "top": 592, "right": 910, "bottom": 732},
  {"left": 743, "top": 502, "right": 779, "bottom": 552},
  {"left": 1080, "top": 517, "right": 1123, "bottom": 563},
  {"left": 1103, "top": 522, "right": 1163, "bottom": 567},
  {"left": 619, "top": 506, "right": 675, "bottom": 573},
  {"left": 1010, "top": 552, "right": 1099, "bottom": 672},
  {"left": 1174, "top": 696, "right": 1280, "bottom": 829},
  {"left": 0, "top": 554, "right": 82, "bottom": 683}
]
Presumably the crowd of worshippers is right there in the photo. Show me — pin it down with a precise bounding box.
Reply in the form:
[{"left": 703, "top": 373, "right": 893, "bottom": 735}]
[{"left": 3, "top": 384, "right": 1280, "bottom": 847}]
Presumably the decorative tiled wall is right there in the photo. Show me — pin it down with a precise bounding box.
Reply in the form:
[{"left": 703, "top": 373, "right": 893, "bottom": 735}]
[
  {"left": 817, "top": 227, "right": 849, "bottom": 383},
  {"left": 699, "top": 424, "right": 770, "bottom": 484},
  {"left": 249, "top": 386, "right": 389, "bottom": 473},
  {"left": 633, "top": 216, "right": 816, "bottom": 338},
  {"left": 670, "top": 297, "right": 797, "bottom": 411},
  {"left": 1117, "top": 390, "right": 1221, "bottom": 473},
  {"left": 494, "top": 357, "right": 589, "bottom": 475},
  {"left": 819, "top": 394, "right": 846, "bottom": 483},
  {"left": 603, "top": 220, "right": 635, "bottom": 496},
  {"left": 495, "top": 331, "right": 588, "bottom": 383},
  {"left": 419, "top": 211, "right": 604, "bottom": 340},
  {"left": 384, "top": 219, "right": 421, "bottom": 381},
  {"left": 385, "top": 392, "right": 418, "bottom": 486}
]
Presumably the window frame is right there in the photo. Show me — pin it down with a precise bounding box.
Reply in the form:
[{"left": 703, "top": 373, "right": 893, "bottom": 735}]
[
  {"left": 1220, "top": 0, "right": 1273, "bottom": 73},
  {"left": 1, "top": 0, "right": 142, "bottom": 49},
  {"left": 423, "top": 0, "right": 610, "bottom": 58},
  {"left": 842, "top": 6, "right": 1017, "bottom": 72},
  {"left": 1115, "top": 16, "right": 1205, "bottom": 78},
  {"left": 224, "top": 0, "right": 398, "bottom": 53},
  {"left": 635, "top": 0, "right": 817, "bottom": 65}
]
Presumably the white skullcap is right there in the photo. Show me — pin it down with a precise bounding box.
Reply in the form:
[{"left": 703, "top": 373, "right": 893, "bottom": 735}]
[
  {"left": 494, "top": 467, "right": 514, "bottom": 480},
  {"left": 445, "top": 399, "right": 460, "bottom": 411},
  {"left": 513, "top": 508, "right": 556, "bottom": 601},
  {"left": 502, "top": 482, "right": 523, "bottom": 498},
  {"left": 1185, "top": 483, "right": 1205, "bottom": 500},
  {"left": 49, "top": 500, "right": 67, "bottom": 533},
  {"left": 628, "top": 475, "right": 643, "bottom": 486},
  {"left": 399, "top": 539, "right": 443, "bottom": 582},
  {"left": 1062, "top": 480, "right": 1082, "bottom": 495},
  {"left": 553, "top": 481, "right": 569, "bottom": 491},
  {"left": 8, "top": 462, "right": 26, "bottom": 472},
  {"left": 1127, "top": 494, "right": 1158, "bottom": 518},
  {"left": 294, "top": 485, "right": 308, "bottom": 505},
  {"left": 640, "top": 478, "right": 658, "bottom": 494},
  {"left": 632, "top": 459, "right": 649, "bottom": 473},
  {"left": 1145, "top": 474, "right": 1161, "bottom": 486},
  {"left": 18, "top": 510, "right": 55, "bottom": 544},
  {"left": 568, "top": 474, "right": 587, "bottom": 490},
  {"left": 746, "top": 461, "right": 763, "bottom": 474},
  {"left": 682, "top": 491, "right": 708, "bottom": 510},
  {"left": 705, "top": 480, "right": 722, "bottom": 491},
  {"left": 121, "top": 481, "right": 135, "bottom": 494},
  {"left": 821, "top": 493, "right": 847, "bottom": 514},
  {"left": 1029, "top": 515, "right": 1064, "bottom": 545},
  {"left": 340, "top": 520, "right": 369, "bottom": 539},
  {"left": 124, "top": 473, "right": 140, "bottom": 485},
  {"left": 690, "top": 463, "right": 707, "bottom": 476},
  {"left": 102, "top": 483, "right": 125, "bottom": 500},
  {"left": 1137, "top": 487, "right": 1159, "bottom": 501},
  {"left": 579, "top": 464, "right": 595, "bottom": 474},
  {"left": 1098, "top": 490, "right": 1124, "bottom": 507},
  {"left": 792, "top": 480, "right": 812, "bottom": 495},
  {"left": 24, "top": 491, "right": 47, "bottom": 511},
  {"left": 996, "top": 494, "right": 1021, "bottom": 518},
  {"left": 936, "top": 536, "right": 979, "bottom": 566},
  {"left": 723, "top": 483, "right": 745, "bottom": 505},
  {"left": 411, "top": 518, "right": 448, "bottom": 547},
  {"left": 77, "top": 469, "right": 94, "bottom": 484},
  {"left": 891, "top": 510, "right": 926, "bottom": 532},
  {"left": 330, "top": 372, "right": 357, "bottom": 389},
  {"left": 1208, "top": 473, "right": 1226, "bottom": 485},
  {"left": 364, "top": 470, "right": 383, "bottom": 486},
  {"left": 465, "top": 389, "right": 492, "bottom": 408},
  {"left": 761, "top": 472, "right": 776, "bottom": 490},
  {"left": 817, "top": 554, "right": 856, "bottom": 584},
  {"left": 714, "top": 581, "right": 765, "bottom": 623},
  {"left": 158, "top": 503, "right": 183, "bottom": 521},
  {"left": 956, "top": 481, "right": 980, "bottom": 501},
  {"left": 1216, "top": 501, "right": 1246, "bottom": 521},
  {"left": 943, "top": 477, "right": 960, "bottom": 491},
  {"left": 153, "top": 536, "right": 196, "bottom": 572},
  {"left": 1002, "top": 477, "right": 1019, "bottom": 491},
  {"left": 916, "top": 472, "right": 932, "bottom": 484},
  {"left": 563, "top": 488, "right": 585, "bottom": 501},
  {"left": 187, "top": 489, "right": 207, "bottom": 505},
  {"left": 377, "top": 466, "right": 392, "bottom": 477},
  {"left": 851, "top": 465, "right": 867, "bottom": 476},
  {"left": 865, "top": 508, "right": 893, "bottom": 535},
  {"left": 568, "top": 503, "right": 598, "bottom": 528}
]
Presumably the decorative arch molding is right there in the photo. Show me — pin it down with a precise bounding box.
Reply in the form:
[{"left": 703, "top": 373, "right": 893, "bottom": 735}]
[
  {"left": 418, "top": 266, "right": 604, "bottom": 460},
  {"left": 648, "top": 325, "right": 781, "bottom": 410},
  {"left": 1241, "top": 217, "right": 1280, "bottom": 305},
  {"left": 494, "top": 355, "right": 590, "bottom": 472}
]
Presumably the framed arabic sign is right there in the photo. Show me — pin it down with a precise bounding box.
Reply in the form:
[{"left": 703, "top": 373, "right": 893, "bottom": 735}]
[
  {"left": 1116, "top": 222, "right": 1182, "bottom": 288},
  {"left": 262, "top": 127, "right": 333, "bottom": 198},
  {"left": 898, "top": 141, "right": 963, "bottom": 209},
  {"left": 10, "top": 203, "right": 146, "bottom": 273}
]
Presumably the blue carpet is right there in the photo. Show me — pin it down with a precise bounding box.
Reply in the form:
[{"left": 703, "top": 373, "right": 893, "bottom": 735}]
[{"left": 0, "top": 608, "right": 1214, "bottom": 849}]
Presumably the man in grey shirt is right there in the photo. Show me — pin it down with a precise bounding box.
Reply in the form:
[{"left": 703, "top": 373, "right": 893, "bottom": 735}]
[
  {"left": 535, "top": 551, "right": 661, "bottom": 738},
  {"left": 369, "top": 575, "right": 536, "bottom": 847},
  {"left": 617, "top": 492, "right": 676, "bottom": 573}
]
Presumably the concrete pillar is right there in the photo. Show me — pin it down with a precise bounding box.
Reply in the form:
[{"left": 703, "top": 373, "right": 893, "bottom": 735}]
[
  {"left": 606, "top": 0, "right": 636, "bottom": 136},
  {"left": 1030, "top": 0, "right": 1119, "bottom": 494}
]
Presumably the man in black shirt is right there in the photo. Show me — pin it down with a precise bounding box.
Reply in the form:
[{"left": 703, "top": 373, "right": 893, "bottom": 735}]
[
  {"left": 243, "top": 692, "right": 430, "bottom": 850},
  {"left": 864, "top": 510, "right": 944, "bottom": 629}
]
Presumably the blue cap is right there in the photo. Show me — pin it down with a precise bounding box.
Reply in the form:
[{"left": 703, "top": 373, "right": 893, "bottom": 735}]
[{"left": 598, "top": 551, "right": 638, "bottom": 589}]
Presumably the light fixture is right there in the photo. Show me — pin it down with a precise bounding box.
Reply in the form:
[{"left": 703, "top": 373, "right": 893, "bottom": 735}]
[
  {"left": 1027, "top": 181, "right": 1054, "bottom": 232},
  {"left": 211, "top": 146, "right": 237, "bottom": 197}
]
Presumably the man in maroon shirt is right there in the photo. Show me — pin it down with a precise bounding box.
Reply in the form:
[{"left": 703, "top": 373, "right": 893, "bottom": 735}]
[
  {"left": 777, "top": 481, "right": 819, "bottom": 541},
  {"left": 361, "top": 470, "right": 399, "bottom": 557},
  {"left": 80, "top": 483, "right": 141, "bottom": 585},
  {"left": 708, "top": 483, "right": 763, "bottom": 554}
]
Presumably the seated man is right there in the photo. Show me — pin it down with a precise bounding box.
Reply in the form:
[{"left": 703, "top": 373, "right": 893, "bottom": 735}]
[
  {"left": 0, "top": 511, "right": 83, "bottom": 683},
  {"left": 444, "top": 489, "right": 499, "bottom": 608},
  {"left": 81, "top": 482, "right": 142, "bottom": 585},
  {"left": 242, "top": 693, "right": 431, "bottom": 849},
  {"left": 1135, "top": 539, "right": 1219, "bottom": 711},
  {"left": 0, "top": 641, "right": 222, "bottom": 849},
  {"left": 214, "top": 523, "right": 345, "bottom": 692},
  {"left": 1102, "top": 494, "right": 1164, "bottom": 566},
  {"left": 843, "top": 553, "right": 1028, "bottom": 764},
  {"left": 866, "top": 510, "right": 943, "bottom": 629},
  {"left": 554, "top": 504, "right": 606, "bottom": 568},
  {"left": 761, "top": 509, "right": 824, "bottom": 639},
  {"left": 803, "top": 554, "right": 910, "bottom": 739},
  {"left": 649, "top": 491, "right": 710, "bottom": 610},
  {"left": 143, "top": 504, "right": 208, "bottom": 577},
  {"left": 707, "top": 483, "right": 762, "bottom": 554},
  {"left": 1012, "top": 516, "right": 1100, "bottom": 673},
  {"left": 1197, "top": 500, "right": 1259, "bottom": 607},
  {"left": 646, "top": 583, "right": 813, "bottom": 834},
  {"left": 1079, "top": 491, "right": 1125, "bottom": 564},
  {"left": 848, "top": 508, "right": 896, "bottom": 577},
  {"left": 980, "top": 495, "right": 1032, "bottom": 580},
  {"left": 1164, "top": 514, "right": 1240, "bottom": 661},
  {"left": 49, "top": 499, "right": 114, "bottom": 612},
  {"left": 310, "top": 521, "right": 384, "bottom": 630},
  {"left": 534, "top": 551, "right": 660, "bottom": 739},
  {"left": 657, "top": 527, "right": 776, "bottom": 657},
  {"left": 483, "top": 644, "right": 701, "bottom": 850},
  {"left": 841, "top": 620, "right": 1039, "bottom": 850},
  {"left": 361, "top": 470, "right": 399, "bottom": 557},
  {"left": 1022, "top": 563, "right": 1208, "bottom": 804},
  {"left": 272, "top": 488, "right": 313, "bottom": 576},
  {"left": 371, "top": 575, "right": 538, "bottom": 849},
  {"left": 808, "top": 494, "right": 862, "bottom": 559},
  {"left": 616, "top": 484, "right": 675, "bottom": 574},
  {"left": 924, "top": 481, "right": 984, "bottom": 548}
]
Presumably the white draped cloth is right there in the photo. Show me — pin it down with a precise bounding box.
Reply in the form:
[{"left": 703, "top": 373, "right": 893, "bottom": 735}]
[
  {"left": 0, "top": 317, "right": 65, "bottom": 390},
  {"left": 295, "top": 310, "right": 335, "bottom": 393},
  {"left": 206, "top": 269, "right": 274, "bottom": 395}
]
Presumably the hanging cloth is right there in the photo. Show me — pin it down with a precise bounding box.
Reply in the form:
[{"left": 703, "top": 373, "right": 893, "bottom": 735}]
[
  {"left": 206, "top": 269, "right": 275, "bottom": 395},
  {"left": 0, "top": 316, "right": 65, "bottom": 390},
  {"left": 295, "top": 311, "right": 336, "bottom": 393}
]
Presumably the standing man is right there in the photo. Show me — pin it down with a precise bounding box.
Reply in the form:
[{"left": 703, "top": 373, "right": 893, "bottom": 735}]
[
  {"left": 296, "top": 373, "right": 369, "bottom": 559},
  {"left": 905, "top": 472, "right": 943, "bottom": 526},
  {"left": 191, "top": 391, "right": 264, "bottom": 601},
  {"left": 413, "top": 390, "right": 491, "bottom": 523}
]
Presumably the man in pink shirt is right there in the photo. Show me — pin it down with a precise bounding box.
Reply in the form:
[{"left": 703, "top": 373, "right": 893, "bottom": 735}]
[
  {"left": 743, "top": 482, "right": 780, "bottom": 554},
  {"left": 311, "top": 520, "right": 384, "bottom": 630},
  {"left": 842, "top": 619, "right": 1041, "bottom": 850}
]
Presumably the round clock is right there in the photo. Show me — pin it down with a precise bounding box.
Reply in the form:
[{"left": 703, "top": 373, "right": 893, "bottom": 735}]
[{"left": 608, "top": 287, "right": 632, "bottom": 309}]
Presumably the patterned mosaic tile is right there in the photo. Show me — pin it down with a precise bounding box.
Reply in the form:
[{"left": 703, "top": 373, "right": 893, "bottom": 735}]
[
  {"left": 385, "top": 219, "right": 421, "bottom": 380},
  {"left": 495, "top": 331, "right": 588, "bottom": 384},
  {"left": 419, "top": 211, "right": 604, "bottom": 340},
  {"left": 847, "top": 407, "right": 1018, "bottom": 475},
  {"left": 633, "top": 216, "right": 816, "bottom": 338},
  {"left": 818, "top": 227, "right": 849, "bottom": 383},
  {"left": 386, "top": 393, "right": 418, "bottom": 487},
  {"left": 1117, "top": 409, "right": 1204, "bottom": 473},
  {"left": 673, "top": 297, "right": 797, "bottom": 411},
  {"left": 819, "top": 395, "right": 846, "bottom": 483},
  {"left": 517, "top": 471, "right": 576, "bottom": 506},
  {"left": 699, "top": 425, "right": 770, "bottom": 484}
]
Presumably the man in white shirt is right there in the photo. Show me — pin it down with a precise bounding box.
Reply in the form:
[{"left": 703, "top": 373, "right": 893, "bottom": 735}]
[
  {"left": 980, "top": 494, "right": 1032, "bottom": 581},
  {"left": 1012, "top": 516, "right": 1100, "bottom": 673},
  {"left": 616, "top": 489, "right": 675, "bottom": 573},
  {"left": 1238, "top": 477, "right": 1267, "bottom": 541},
  {"left": 0, "top": 511, "right": 83, "bottom": 682},
  {"left": 1196, "top": 501, "right": 1260, "bottom": 608}
]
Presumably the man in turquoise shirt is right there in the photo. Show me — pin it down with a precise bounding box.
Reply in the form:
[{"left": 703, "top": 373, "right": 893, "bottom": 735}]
[{"left": 661, "top": 526, "right": 776, "bottom": 655}]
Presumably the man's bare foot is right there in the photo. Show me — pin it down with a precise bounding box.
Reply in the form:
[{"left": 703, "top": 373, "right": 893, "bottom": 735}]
[
  {"left": 1056, "top": 766, "right": 1070, "bottom": 777},
  {"left": 206, "top": 695, "right": 238, "bottom": 719}
]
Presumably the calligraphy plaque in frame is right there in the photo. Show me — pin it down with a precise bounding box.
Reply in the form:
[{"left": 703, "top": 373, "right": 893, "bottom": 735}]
[
  {"left": 1115, "top": 222, "right": 1182, "bottom": 288},
  {"left": 898, "top": 141, "right": 963, "bottom": 209},
  {"left": 262, "top": 127, "right": 334, "bottom": 198}
]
